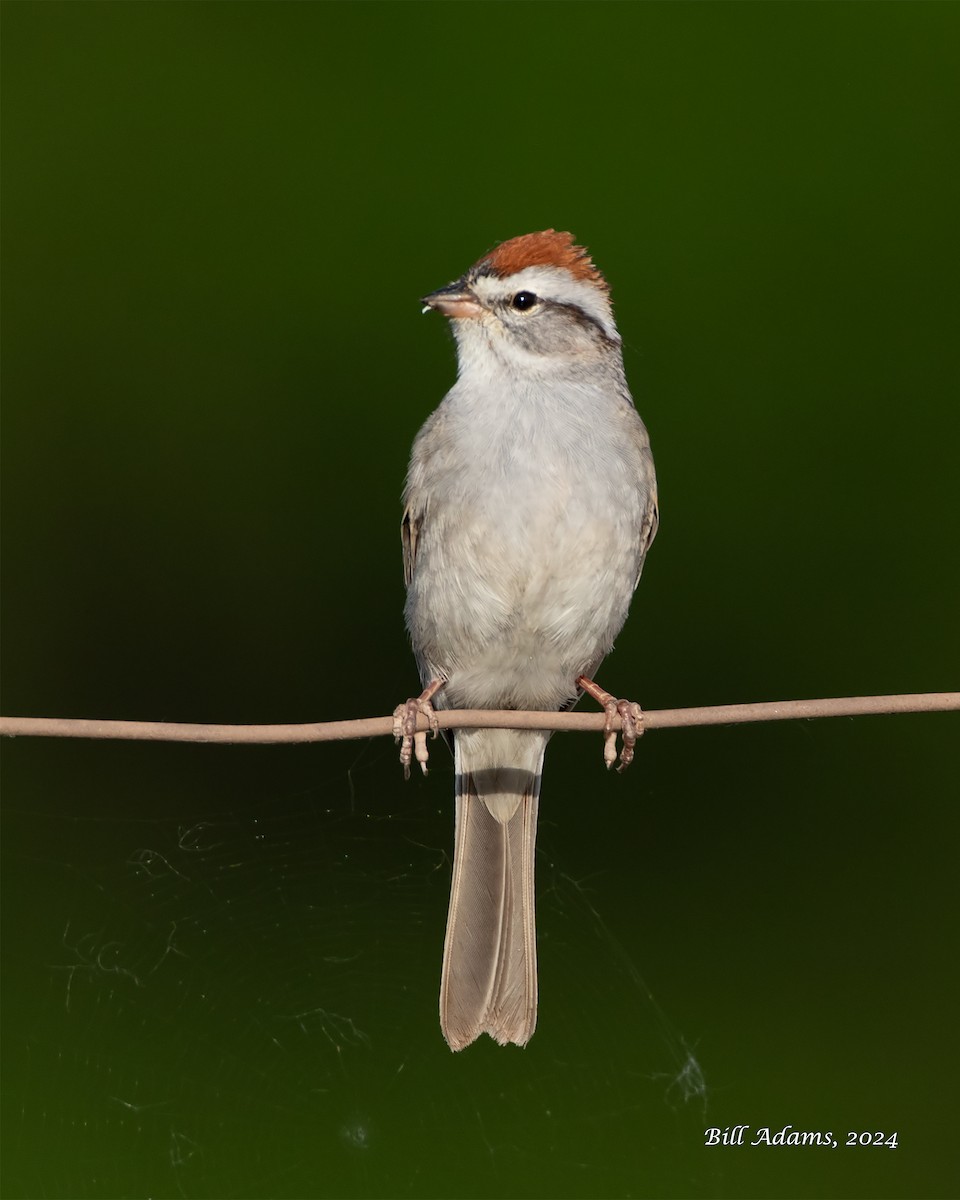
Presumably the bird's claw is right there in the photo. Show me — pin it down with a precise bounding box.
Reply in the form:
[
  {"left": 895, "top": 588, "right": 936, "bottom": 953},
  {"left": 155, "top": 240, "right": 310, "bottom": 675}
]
[
  {"left": 604, "top": 697, "right": 643, "bottom": 772},
  {"left": 577, "top": 676, "right": 645, "bottom": 772},
  {"left": 392, "top": 682, "right": 443, "bottom": 779}
]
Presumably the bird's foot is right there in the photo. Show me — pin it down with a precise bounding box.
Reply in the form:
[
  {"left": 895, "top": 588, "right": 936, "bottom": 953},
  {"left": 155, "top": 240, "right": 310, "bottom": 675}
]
[
  {"left": 576, "top": 675, "right": 645, "bottom": 772},
  {"left": 392, "top": 680, "right": 444, "bottom": 779}
]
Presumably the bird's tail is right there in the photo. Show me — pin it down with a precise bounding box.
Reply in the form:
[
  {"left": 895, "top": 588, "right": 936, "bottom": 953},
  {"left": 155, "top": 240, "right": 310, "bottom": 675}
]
[{"left": 440, "top": 728, "right": 547, "bottom": 1051}]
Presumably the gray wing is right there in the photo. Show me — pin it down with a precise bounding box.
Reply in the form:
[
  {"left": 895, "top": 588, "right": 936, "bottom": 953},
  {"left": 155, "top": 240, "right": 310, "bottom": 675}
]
[
  {"left": 401, "top": 406, "right": 448, "bottom": 589},
  {"left": 635, "top": 487, "right": 659, "bottom": 589},
  {"left": 401, "top": 503, "right": 422, "bottom": 588}
]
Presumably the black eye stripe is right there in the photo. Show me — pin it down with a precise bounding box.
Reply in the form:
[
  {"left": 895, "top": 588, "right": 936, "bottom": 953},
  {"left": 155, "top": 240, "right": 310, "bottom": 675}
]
[{"left": 552, "top": 301, "right": 620, "bottom": 346}]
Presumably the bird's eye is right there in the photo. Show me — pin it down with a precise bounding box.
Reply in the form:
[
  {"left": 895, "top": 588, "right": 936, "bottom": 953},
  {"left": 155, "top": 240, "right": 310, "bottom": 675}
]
[{"left": 511, "top": 291, "right": 539, "bottom": 311}]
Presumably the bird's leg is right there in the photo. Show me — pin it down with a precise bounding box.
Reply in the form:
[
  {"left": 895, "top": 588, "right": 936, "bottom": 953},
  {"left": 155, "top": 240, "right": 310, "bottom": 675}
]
[
  {"left": 393, "top": 679, "right": 444, "bottom": 779},
  {"left": 576, "top": 675, "right": 645, "bottom": 772}
]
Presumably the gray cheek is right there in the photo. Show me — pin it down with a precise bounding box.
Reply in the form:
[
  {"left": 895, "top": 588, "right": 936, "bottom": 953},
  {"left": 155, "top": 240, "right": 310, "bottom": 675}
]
[{"left": 509, "top": 312, "right": 598, "bottom": 358}]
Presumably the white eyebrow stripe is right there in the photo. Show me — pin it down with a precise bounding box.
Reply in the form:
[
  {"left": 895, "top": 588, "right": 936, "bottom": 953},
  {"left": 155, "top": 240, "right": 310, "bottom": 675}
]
[{"left": 471, "top": 267, "right": 619, "bottom": 341}]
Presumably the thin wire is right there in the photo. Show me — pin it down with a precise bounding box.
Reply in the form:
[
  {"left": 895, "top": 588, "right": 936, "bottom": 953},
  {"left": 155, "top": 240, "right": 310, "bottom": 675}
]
[{"left": 1, "top": 692, "right": 956, "bottom": 745}]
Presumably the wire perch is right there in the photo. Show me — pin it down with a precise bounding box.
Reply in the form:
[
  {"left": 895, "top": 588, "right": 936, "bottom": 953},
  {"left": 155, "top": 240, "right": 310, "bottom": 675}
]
[{"left": 0, "top": 692, "right": 956, "bottom": 745}]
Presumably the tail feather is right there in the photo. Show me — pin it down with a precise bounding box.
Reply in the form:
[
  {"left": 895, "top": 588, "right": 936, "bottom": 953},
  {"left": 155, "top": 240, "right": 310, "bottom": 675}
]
[{"left": 440, "top": 731, "right": 545, "bottom": 1051}]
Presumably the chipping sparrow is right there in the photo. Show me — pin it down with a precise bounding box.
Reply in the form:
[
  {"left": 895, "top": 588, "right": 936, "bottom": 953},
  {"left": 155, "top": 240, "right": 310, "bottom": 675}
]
[{"left": 395, "top": 230, "right": 658, "bottom": 1051}]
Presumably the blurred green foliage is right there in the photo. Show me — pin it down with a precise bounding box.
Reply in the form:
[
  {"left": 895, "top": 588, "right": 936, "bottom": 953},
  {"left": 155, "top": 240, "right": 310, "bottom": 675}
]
[{"left": 2, "top": 4, "right": 958, "bottom": 1198}]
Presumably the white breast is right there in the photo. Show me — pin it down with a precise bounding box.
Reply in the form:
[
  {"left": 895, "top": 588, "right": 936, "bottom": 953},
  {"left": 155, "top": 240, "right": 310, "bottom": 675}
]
[{"left": 405, "top": 371, "right": 654, "bottom": 712}]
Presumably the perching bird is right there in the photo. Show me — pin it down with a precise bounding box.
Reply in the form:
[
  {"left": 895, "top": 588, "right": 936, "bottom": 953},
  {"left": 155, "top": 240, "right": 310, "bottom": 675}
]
[{"left": 395, "top": 230, "right": 658, "bottom": 1050}]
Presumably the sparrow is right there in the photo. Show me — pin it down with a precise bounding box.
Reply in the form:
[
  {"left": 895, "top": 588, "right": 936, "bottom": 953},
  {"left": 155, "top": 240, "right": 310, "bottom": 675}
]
[{"left": 395, "top": 230, "right": 658, "bottom": 1050}]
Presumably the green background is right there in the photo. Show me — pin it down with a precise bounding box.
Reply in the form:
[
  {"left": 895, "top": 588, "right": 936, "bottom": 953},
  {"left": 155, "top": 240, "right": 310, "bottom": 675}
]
[{"left": 2, "top": 3, "right": 958, "bottom": 1198}]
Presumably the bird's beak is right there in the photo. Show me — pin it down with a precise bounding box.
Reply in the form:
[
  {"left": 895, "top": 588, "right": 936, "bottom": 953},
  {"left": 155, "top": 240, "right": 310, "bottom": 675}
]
[{"left": 421, "top": 281, "right": 484, "bottom": 319}]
